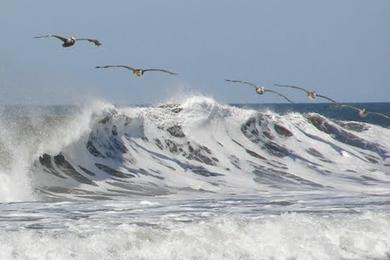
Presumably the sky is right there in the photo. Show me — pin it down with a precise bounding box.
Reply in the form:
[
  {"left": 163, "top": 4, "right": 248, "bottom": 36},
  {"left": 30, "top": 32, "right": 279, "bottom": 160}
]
[{"left": 0, "top": 0, "right": 389, "bottom": 105}]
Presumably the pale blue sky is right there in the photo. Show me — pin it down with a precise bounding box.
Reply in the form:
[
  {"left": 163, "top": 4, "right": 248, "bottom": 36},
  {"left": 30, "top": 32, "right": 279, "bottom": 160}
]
[{"left": 0, "top": 0, "right": 389, "bottom": 104}]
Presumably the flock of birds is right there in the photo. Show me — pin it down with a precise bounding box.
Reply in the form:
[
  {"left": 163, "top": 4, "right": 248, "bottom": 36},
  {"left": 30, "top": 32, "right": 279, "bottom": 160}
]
[{"left": 33, "top": 34, "right": 390, "bottom": 120}]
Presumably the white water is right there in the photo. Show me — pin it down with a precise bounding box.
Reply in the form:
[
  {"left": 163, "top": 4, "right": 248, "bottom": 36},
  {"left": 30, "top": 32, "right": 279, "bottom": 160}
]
[
  {"left": 0, "top": 117, "right": 35, "bottom": 202},
  {"left": 1, "top": 96, "right": 390, "bottom": 200},
  {"left": 1, "top": 196, "right": 390, "bottom": 259},
  {"left": 0, "top": 96, "right": 390, "bottom": 259},
  {"left": 22, "top": 96, "right": 390, "bottom": 200},
  {"left": 0, "top": 101, "right": 112, "bottom": 202},
  {"left": 2, "top": 214, "right": 390, "bottom": 260}
]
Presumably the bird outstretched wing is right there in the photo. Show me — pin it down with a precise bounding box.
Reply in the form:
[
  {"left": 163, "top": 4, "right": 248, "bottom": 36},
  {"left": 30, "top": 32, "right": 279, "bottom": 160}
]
[
  {"left": 76, "top": 38, "right": 102, "bottom": 46},
  {"left": 265, "top": 89, "right": 294, "bottom": 103},
  {"left": 340, "top": 104, "right": 363, "bottom": 112},
  {"left": 142, "top": 69, "right": 177, "bottom": 75},
  {"left": 225, "top": 79, "right": 257, "bottom": 89},
  {"left": 367, "top": 112, "right": 390, "bottom": 120},
  {"left": 341, "top": 104, "right": 390, "bottom": 119},
  {"left": 34, "top": 34, "right": 68, "bottom": 42},
  {"left": 316, "top": 94, "right": 338, "bottom": 103},
  {"left": 95, "top": 65, "right": 136, "bottom": 71},
  {"left": 274, "top": 83, "right": 309, "bottom": 94}
]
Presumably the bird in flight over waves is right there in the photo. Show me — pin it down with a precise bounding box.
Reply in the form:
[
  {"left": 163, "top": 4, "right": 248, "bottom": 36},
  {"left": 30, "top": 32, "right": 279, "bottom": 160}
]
[
  {"left": 225, "top": 79, "right": 294, "bottom": 103},
  {"left": 274, "top": 84, "right": 337, "bottom": 103},
  {"left": 34, "top": 34, "right": 101, "bottom": 47},
  {"left": 95, "top": 65, "right": 177, "bottom": 77},
  {"left": 340, "top": 104, "right": 390, "bottom": 119}
]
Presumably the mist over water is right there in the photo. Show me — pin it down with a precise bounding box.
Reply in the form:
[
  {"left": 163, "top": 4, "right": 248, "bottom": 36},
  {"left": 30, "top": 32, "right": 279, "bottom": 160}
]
[
  {"left": 0, "top": 96, "right": 390, "bottom": 259},
  {"left": 0, "top": 101, "right": 110, "bottom": 202}
]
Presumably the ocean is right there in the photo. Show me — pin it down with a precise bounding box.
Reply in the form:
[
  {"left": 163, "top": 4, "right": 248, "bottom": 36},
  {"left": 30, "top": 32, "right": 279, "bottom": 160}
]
[{"left": 0, "top": 96, "right": 389, "bottom": 259}]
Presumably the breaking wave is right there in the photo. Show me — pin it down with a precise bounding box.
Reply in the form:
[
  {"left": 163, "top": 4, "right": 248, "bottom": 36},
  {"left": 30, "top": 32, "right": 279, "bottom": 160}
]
[{"left": 1, "top": 96, "right": 390, "bottom": 202}]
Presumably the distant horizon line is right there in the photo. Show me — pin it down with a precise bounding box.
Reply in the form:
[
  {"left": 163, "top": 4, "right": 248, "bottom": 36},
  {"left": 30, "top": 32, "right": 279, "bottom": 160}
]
[{"left": 1, "top": 101, "right": 390, "bottom": 107}]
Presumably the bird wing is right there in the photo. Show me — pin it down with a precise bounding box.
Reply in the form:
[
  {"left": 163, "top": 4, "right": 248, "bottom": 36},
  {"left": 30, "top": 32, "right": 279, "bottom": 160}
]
[
  {"left": 264, "top": 89, "right": 294, "bottom": 103},
  {"left": 225, "top": 79, "right": 257, "bottom": 89},
  {"left": 274, "top": 83, "right": 309, "bottom": 94},
  {"left": 316, "top": 94, "right": 338, "bottom": 103},
  {"left": 34, "top": 34, "right": 68, "bottom": 42},
  {"left": 76, "top": 38, "right": 102, "bottom": 46},
  {"left": 142, "top": 69, "right": 177, "bottom": 75},
  {"left": 340, "top": 104, "right": 362, "bottom": 112},
  {"left": 95, "top": 65, "right": 136, "bottom": 71},
  {"left": 367, "top": 112, "right": 390, "bottom": 120}
]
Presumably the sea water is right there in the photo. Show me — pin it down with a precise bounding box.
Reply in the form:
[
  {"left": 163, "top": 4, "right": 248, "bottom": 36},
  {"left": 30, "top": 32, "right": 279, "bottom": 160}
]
[{"left": 0, "top": 96, "right": 389, "bottom": 259}]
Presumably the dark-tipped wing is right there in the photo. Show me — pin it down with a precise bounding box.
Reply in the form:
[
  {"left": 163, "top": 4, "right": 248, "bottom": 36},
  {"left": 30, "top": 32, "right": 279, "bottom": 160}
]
[
  {"left": 225, "top": 79, "right": 257, "bottom": 89},
  {"left": 316, "top": 94, "right": 338, "bottom": 103},
  {"left": 264, "top": 89, "right": 294, "bottom": 103},
  {"left": 340, "top": 104, "right": 362, "bottom": 112},
  {"left": 142, "top": 69, "right": 177, "bottom": 75},
  {"left": 34, "top": 34, "right": 68, "bottom": 42},
  {"left": 367, "top": 112, "right": 390, "bottom": 120},
  {"left": 95, "top": 65, "right": 135, "bottom": 71},
  {"left": 274, "top": 83, "right": 309, "bottom": 94},
  {"left": 76, "top": 38, "right": 102, "bottom": 46}
]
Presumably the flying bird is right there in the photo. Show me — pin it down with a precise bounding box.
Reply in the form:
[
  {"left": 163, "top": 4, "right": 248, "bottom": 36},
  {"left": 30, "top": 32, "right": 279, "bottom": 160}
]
[
  {"left": 340, "top": 104, "right": 390, "bottom": 119},
  {"left": 34, "top": 34, "right": 101, "bottom": 47},
  {"left": 225, "top": 79, "right": 294, "bottom": 103},
  {"left": 274, "top": 84, "right": 337, "bottom": 103},
  {"left": 95, "top": 65, "right": 177, "bottom": 77}
]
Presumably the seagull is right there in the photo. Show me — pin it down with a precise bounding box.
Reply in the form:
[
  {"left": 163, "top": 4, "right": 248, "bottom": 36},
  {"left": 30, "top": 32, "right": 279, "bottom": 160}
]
[
  {"left": 274, "top": 84, "right": 337, "bottom": 103},
  {"left": 225, "top": 79, "right": 294, "bottom": 103},
  {"left": 340, "top": 104, "right": 390, "bottom": 119},
  {"left": 95, "top": 65, "right": 177, "bottom": 77},
  {"left": 34, "top": 34, "right": 101, "bottom": 47}
]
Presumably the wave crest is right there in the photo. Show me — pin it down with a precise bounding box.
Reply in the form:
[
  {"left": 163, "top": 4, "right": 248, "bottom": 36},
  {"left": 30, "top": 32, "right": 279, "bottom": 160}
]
[{"left": 0, "top": 96, "right": 389, "bottom": 201}]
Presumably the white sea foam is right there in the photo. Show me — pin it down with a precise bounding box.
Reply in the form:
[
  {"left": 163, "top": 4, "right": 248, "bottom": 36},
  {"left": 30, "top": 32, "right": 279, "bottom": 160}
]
[
  {"left": 0, "top": 212, "right": 389, "bottom": 260},
  {"left": 1, "top": 97, "right": 390, "bottom": 260},
  {"left": 0, "top": 96, "right": 390, "bottom": 202}
]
